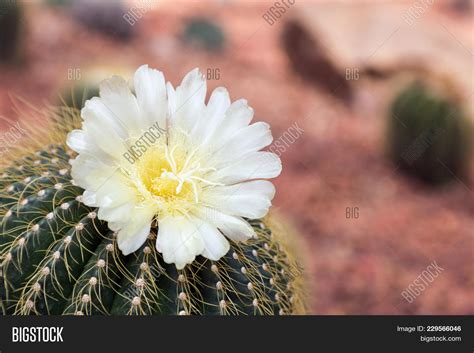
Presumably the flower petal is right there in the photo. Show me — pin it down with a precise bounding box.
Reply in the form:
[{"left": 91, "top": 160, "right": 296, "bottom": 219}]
[
  {"left": 70, "top": 154, "right": 114, "bottom": 191},
  {"left": 210, "top": 151, "right": 281, "bottom": 184},
  {"left": 169, "top": 68, "right": 207, "bottom": 133},
  {"left": 82, "top": 118, "right": 128, "bottom": 162},
  {"left": 85, "top": 172, "right": 137, "bottom": 209},
  {"left": 196, "top": 207, "right": 255, "bottom": 242},
  {"left": 205, "top": 99, "right": 254, "bottom": 151},
  {"left": 203, "top": 180, "right": 275, "bottom": 219},
  {"left": 192, "top": 87, "right": 231, "bottom": 145},
  {"left": 82, "top": 97, "right": 128, "bottom": 140},
  {"left": 116, "top": 206, "right": 155, "bottom": 255},
  {"left": 156, "top": 216, "right": 204, "bottom": 269},
  {"left": 98, "top": 202, "right": 134, "bottom": 223},
  {"left": 166, "top": 82, "right": 176, "bottom": 119},
  {"left": 133, "top": 64, "right": 168, "bottom": 130},
  {"left": 192, "top": 218, "right": 230, "bottom": 261},
  {"left": 208, "top": 122, "right": 273, "bottom": 167},
  {"left": 99, "top": 75, "right": 145, "bottom": 136},
  {"left": 67, "top": 129, "right": 115, "bottom": 164},
  {"left": 67, "top": 129, "right": 88, "bottom": 152}
]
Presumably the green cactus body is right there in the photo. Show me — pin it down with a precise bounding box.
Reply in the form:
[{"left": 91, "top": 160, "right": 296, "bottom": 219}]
[
  {"left": 388, "top": 81, "right": 471, "bottom": 185},
  {"left": 0, "top": 145, "right": 305, "bottom": 315},
  {"left": 61, "top": 84, "right": 100, "bottom": 111},
  {"left": 0, "top": 0, "right": 22, "bottom": 63}
]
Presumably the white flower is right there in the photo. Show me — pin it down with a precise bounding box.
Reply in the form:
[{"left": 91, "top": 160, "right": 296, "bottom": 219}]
[{"left": 67, "top": 65, "right": 281, "bottom": 269}]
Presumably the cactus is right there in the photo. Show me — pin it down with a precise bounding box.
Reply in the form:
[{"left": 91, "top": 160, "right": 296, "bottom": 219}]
[
  {"left": 0, "top": 0, "right": 22, "bottom": 63},
  {"left": 0, "top": 111, "right": 306, "bottom": 315},
  {"left": 61, "top": 83, "right": 100, "bottom": 110},
  {"left": 71, "top": 0, "right": 134, "bottom": 41},
  {"left": 46, "top": 0, "right": 74, "bottom": 6},
  {"left": 388, "top": 81, "right": 471, "bottom": 185},
  {"left": 182, "top": 18, "right": 226, "bottom": 52}
]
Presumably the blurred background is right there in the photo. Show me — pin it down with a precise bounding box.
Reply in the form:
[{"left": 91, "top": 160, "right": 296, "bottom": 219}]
[{"left": 0, "top": 0, "right": 472, "bottom": 314}]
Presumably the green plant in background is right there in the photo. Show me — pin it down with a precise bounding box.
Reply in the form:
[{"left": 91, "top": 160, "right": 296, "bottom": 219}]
[
  {"left": 388, "top": 81, "right": 471, "bottom": 185},
  {"left": 71, "top": 0, "right": 134, "bottom": 41},
  {"left": 182, "top": 17, "right": 226, "bottom": 52},
  {"left": 0, "top": 112, "right": 306, "bottom": 315},
  {"left": 46, "top": 0, "right": 74, "bottom": 6},
  {"left": 0, "top": 0, "right": 22, "bottom": 63}
]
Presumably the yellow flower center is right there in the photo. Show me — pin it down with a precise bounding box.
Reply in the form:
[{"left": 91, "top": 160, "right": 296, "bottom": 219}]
[
  {"left": 133, "top": 142, "right": 222, "bottom": 217},
  {"left": 137, "top": 144, "right": 192, "bottom": 200}
]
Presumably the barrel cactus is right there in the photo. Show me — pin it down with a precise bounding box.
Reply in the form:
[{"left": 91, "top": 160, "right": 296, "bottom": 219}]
[
  {"left": 61, "top": 83, "right": 100, "bottom": 110},
  {"left": 71, "top": 0, "right": 134, "bottom": 41},
  {"left": 182, "top": 17, "right": 226, "bottom": 52},
  {"left": 0, "top": 0, "right": 22, "bottom": 63},
  {"left": 388, "top": 80, "right": 471, "bottom": 185},
  {"left": 0, "top": 66, "right": 306, "bottom": 315}
]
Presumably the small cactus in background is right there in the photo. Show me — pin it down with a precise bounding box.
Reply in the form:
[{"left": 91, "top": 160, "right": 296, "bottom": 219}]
[
  {"left": 0, "top": 0, "right": 22, "bottom": 63},
  {"left": 71, "top": 0, "right": 134, "bottom": 41},
  {"left": 182, "top": 17, "right": 226, "bottom": 52},
  {"left": 388, "top": 80, "right": 471, "bottom": 185},
  {"left": 46, "top": 0, "right": 74, "bottom": 6},
  {"left": 0, "top": 111, "right": 306, "bottom": 316}
]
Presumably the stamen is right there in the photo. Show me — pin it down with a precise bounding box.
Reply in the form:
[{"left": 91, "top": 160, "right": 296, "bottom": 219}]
[
  {"left": 191, "top": 182, "right": 199, "bottom": 203},
  {"left": 164, "top": 145, "right": 174, "bottom": 173},
  {"left": 190, "top": 175, "right": 223, "bottom": 186},
  {"left": 181, "top": 148, "right": 198, "bottom": 172},
  {"left": 134, "top": 141, "right": 224, "bottom": 214}
]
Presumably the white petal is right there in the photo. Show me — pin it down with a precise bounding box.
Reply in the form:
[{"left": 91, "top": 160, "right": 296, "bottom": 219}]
[
  {"left": 99, "top": 76, "right": 145, "bottom": 136},
  {"left": 70, "top": 154, "right": 113, "bottom": 191},
  {"left": 192, "top": 87, "right": 230, "bottom": 145},
  {"left": 192, "top": 218, "right": 230, "bottom": 261},
  {"left": 196, "top": 207, "right": 255, "bottom": 242},
  {"left": 133, "top": 64, "right": 168, "bottom": 130},
  {"left": 204, "top": 180, "right": 276, "bottom": 219},
  {"left": 166, "top": 82, "right": 176, "bottom": 119},
  {"left": 82, "top": 118, "right": 128, "bottom": 161},
  {"left": 116, "top": 206, "right": 156, "bottom": 255},
  {"left": 98, "top": 203, "right": 134, "bottom": 223},
  {"left": 89, "top": 172, "right": 137, "bottom": 208},
  {"left": 67, "top": 129, "right": 88, "bottom": 152},
  {"left": 208, "top": 122, "right": 273, "bottom": 166},
  {"left": 156, "top": 216, "right": 204, "bottom": 269},
  {"left": 82, "top": 190, "right": 97, "bottom": 206},
  {"left": 67, "top": 129, "right": 117, "bottom": 165},
  {"left": 210, "top": 151, "right": 281, "bottom": 184},
  {"left": 206, "top": 99, "right": 254, "bottom": 151},
  {"left": 170, "top": 68, "right": 207, "bottom": 132},
  {"left": 82, "top": 98, "right": 128, "bottom": 140}
]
